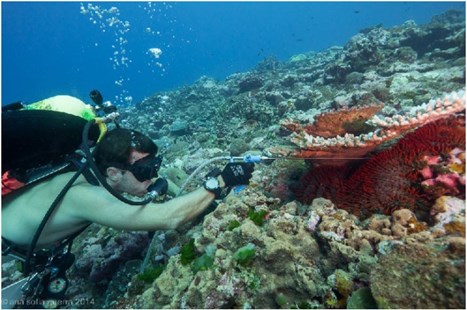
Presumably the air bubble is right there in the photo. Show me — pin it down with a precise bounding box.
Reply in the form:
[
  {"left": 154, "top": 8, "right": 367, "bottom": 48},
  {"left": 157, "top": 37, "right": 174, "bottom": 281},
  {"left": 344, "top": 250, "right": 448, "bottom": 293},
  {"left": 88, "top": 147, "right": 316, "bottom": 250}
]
[
  {"left": 148, "top": 47, "right": 162, "bottom": 59},
  {"left": 81, "top": 2, "right": 183, "bottom": 102}
]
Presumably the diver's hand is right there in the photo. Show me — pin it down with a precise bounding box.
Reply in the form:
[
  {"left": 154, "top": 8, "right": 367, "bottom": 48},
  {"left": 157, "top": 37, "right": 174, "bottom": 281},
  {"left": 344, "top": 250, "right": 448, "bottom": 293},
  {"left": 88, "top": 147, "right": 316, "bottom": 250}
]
[{"left": 220, "top": 162, "right": 255, "bottom": 187}]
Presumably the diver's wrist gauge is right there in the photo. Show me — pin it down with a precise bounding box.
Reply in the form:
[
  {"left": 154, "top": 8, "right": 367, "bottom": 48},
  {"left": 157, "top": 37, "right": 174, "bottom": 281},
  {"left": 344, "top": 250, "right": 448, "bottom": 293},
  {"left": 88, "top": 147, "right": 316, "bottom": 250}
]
[
  {"left": 204, "top": 177, "right": 222, "bottom": 199},
  {"left": 47, "top": 277, "right": 67, "bottom": 294}
]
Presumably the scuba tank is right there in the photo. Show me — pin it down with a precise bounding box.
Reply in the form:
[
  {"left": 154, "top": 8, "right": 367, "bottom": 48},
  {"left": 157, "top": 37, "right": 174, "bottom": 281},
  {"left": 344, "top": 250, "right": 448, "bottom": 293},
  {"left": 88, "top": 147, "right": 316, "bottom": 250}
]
[{"left": 2, "top": 95, "right": 103, "bottom": 195}]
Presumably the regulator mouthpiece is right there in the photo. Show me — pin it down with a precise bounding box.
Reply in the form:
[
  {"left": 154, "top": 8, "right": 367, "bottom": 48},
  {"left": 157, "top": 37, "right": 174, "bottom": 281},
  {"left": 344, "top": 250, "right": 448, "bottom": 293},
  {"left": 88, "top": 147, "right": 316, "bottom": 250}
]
[{"left": 146, "top": 178, "right": 169, "bottom": 199}]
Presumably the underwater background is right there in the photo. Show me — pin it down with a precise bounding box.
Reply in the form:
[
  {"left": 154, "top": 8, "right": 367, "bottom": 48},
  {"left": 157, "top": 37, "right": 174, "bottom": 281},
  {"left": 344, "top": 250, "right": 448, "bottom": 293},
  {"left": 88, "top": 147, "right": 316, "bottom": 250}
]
[
  {"left": 2, "top": 1, "right": 464, "bottom": 105},
  {"left": 2, "top": 1, "right": 466, "bottom": 309}
]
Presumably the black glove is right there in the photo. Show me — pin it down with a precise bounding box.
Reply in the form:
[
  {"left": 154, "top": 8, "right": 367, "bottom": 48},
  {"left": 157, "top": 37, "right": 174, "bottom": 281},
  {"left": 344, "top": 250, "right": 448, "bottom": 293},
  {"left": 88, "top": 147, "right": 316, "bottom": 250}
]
[
  {"left": 148, "top": 178, "right": 168, "bottom": 196},
  {"left": 221, "top": 162, "right": 255, "bottom": 187}
]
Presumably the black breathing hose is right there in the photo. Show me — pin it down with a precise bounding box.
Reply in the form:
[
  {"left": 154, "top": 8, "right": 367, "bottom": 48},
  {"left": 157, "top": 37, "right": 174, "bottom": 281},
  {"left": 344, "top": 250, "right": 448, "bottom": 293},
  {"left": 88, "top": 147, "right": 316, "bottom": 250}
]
[{"left": 23, "top": 164, "right": 89, "bottom": 275}]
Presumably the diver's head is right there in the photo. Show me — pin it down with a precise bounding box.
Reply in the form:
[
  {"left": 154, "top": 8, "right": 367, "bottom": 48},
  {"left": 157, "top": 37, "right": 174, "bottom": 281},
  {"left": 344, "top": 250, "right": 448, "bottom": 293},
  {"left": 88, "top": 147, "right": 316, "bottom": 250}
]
[{"left": 94, "top": 128, "right": 161, "bottom": 196}]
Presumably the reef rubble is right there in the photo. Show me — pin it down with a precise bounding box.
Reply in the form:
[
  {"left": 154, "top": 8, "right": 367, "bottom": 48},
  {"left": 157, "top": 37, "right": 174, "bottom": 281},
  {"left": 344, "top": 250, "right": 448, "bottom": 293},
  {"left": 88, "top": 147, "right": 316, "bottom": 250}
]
[{"left": 64, "top": 192, "right": 464, "bottom": 309}]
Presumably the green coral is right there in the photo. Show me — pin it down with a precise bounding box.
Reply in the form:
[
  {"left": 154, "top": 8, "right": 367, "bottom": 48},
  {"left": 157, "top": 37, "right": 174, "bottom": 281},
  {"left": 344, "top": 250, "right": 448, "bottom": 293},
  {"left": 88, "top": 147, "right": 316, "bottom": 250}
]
[
  {"left": 292, "top": 301, "right": 314, "bottom": 309},
  {"left": 180, "top": 240, "right": 216, "bottom": 273},
  {"left": 247, "top": 208, "right": 268, "bottom": 226},
  {"left": 192, "top": 253, "right": 215, "bottom": 273},
  {"left": 180, "top": 239, "right": 197, "bottom": 265},
  {"left": 227, "top": 220, "right": 241, "bottom": 231},
  {"left": 347, "top": 287, "right": 378, "bottom": 309},
  {"left": 325, "top": 270, "right": 354, "bottom": 308},
  {"left": 233, "top": 243, "right": 256, "bottom": 266},
  {"left": 275, "top": 293, "right": 290, "bottom": 308},
  {"left": 137, "top": 264, "right": 166, "bottom": 283},
  {"left": 239, "top": 271, "right": 261, "bottom": 291},
  {"left": 161, "top": 167, "right": 189, "bottom": 187}
]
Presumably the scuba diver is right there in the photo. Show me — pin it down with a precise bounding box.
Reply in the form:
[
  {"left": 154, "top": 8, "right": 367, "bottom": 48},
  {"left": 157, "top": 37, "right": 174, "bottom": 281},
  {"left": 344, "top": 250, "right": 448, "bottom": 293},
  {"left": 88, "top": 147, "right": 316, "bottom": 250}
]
[{"left": 1, "top": 90, "right": 254, "bottom": 308}]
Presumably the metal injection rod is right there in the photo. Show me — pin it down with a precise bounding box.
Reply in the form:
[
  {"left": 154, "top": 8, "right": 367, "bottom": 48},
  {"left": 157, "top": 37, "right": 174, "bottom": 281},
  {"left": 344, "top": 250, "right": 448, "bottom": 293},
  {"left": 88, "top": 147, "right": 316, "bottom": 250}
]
[
  {"left": 228, "top": 154, "right": 369, "bottom": 162},
  {"left": 178, "top": 154, "right": 370, "bottom": 196}
]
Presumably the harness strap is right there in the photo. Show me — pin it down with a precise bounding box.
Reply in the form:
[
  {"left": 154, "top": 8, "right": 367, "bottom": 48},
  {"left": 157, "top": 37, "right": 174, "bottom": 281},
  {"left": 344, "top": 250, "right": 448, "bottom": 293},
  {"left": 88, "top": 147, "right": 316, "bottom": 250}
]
[
  {"left": 69, "top": 156, "right": 100, "bottom": 186},
  {"left": 2, "top": 237, "right": 28, "bottom": 260},
  {"left": 23, "top": 163, "right": 89, "bottom": 276}
]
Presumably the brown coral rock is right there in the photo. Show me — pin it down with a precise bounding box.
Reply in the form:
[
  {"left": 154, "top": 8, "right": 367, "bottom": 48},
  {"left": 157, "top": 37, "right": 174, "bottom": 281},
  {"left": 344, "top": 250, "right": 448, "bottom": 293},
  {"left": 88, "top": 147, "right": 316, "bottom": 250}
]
[{"left": 370, "top": 242, "right": 465, "bottom": 309}]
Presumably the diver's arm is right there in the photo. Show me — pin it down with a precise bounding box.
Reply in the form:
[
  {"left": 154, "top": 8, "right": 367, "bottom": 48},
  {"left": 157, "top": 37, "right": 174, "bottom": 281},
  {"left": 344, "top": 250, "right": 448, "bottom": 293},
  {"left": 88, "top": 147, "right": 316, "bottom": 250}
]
[
  {"left": 147, "top": 187, "right": 217, "bottom": 229},
  {"left": 68, "top": 182, "right": 219, "bottom": 231},
  {"left": 68, "top": 161, "right": 254, "bottom": 231}
]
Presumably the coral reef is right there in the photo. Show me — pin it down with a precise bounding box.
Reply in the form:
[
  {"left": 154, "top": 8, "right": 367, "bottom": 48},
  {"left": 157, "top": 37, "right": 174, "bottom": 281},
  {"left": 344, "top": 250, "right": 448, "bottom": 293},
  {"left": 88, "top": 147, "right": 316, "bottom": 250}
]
[
  {"left": 72, "top": 227, "right": 149, "bottom": 283},
  {"left": 370, "top": 242, "right": 465, "bottom": 308},
  {"left": 62, "top": 10, "right": 464, "bottom": 308},
  {"left": 3, "top": 10, "right": 464, "bottom": 309},
  {"left": 120, "top": 10, "right": 465, "bottom": 160},
  {"left": 92, "top": 191, "right": 465, "bottom": 309}
]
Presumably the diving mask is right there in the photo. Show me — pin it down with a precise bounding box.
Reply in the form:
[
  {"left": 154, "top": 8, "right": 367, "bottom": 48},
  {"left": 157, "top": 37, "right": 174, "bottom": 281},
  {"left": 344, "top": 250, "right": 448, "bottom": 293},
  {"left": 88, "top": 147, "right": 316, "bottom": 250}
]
[{"left": 127, "top": 154, "right": 163, "bottom": 182}]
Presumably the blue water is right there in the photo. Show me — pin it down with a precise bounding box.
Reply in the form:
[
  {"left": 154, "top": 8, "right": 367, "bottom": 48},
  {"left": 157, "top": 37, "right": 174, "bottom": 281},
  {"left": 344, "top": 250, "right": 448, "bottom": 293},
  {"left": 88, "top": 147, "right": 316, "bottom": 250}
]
[{"left": 2, "top": 1, "right": 464, "bottom": 106}]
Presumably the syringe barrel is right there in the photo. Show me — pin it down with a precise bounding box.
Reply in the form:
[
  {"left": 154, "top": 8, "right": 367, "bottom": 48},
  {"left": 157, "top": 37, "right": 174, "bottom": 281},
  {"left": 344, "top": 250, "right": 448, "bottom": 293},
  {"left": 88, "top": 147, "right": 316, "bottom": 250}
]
[{"left": 243, "top": 154, "right": 263, "bottom": 163}]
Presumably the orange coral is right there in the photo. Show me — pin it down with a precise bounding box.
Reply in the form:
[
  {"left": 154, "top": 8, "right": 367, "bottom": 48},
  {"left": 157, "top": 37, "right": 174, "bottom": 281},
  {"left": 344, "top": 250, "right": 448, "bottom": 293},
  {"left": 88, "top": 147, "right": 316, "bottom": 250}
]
[{"left": 303, "top": 103, "right": 384, "bottom": 138}]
